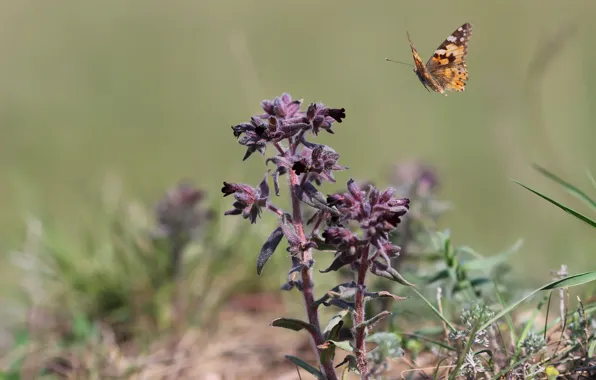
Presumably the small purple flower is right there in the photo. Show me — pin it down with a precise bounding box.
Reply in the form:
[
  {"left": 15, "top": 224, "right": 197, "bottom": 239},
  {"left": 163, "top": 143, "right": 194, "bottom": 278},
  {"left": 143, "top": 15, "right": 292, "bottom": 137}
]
[
  {"left": 305, "top": 103, "right": 346, "bottom": 135},
  {"left": 292, "top": 145, "right": 347, "bottom": 183},
  {"left": 259, "top": 93, "right": 303, "bottom": 120},
  {"left": 233, "top": 116, "right": 310, "bottom": 161},
  {"left": 222, "top": 174, "right": 270, "bottom": 224}
]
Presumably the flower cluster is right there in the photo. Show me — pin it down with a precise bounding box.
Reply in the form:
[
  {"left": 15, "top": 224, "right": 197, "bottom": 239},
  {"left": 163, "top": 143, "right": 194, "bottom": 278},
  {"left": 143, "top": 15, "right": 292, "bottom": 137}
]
[
  {"left": 221, "top": 93, "right": 411, "bottom": 379},
  {"left": 231, "top": 93, "right": 345, "bottom": 161},
  {"left": 320, "top": 180, "right": 411, "bottom": 284}
]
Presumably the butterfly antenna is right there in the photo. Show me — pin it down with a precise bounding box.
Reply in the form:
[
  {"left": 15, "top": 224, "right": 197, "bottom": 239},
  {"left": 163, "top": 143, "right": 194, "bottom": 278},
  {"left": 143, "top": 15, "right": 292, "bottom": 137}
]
[{"left": 384, "top": 58, "right": 413, "bottom": 67}]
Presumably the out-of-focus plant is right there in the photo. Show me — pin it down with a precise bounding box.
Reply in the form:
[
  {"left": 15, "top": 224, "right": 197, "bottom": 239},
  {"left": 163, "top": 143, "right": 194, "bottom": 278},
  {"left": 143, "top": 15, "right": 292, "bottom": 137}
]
[
  {"left": 222, "top": 93, "right": 413, "bottom": 379},
  {"left": 3, "top": 177, "right": 258, "bottom": 378},
  {"left": 338, "top": 162, "right": 596, "bottom": 379},
  {"left": 153, "top": 180, "right": 214, "bottom": 280}
]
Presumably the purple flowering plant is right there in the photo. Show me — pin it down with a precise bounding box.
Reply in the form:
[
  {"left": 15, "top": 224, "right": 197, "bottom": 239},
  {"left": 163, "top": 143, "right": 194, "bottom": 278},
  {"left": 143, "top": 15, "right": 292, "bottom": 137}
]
[{"left": 221, "top": 93, "right": 414, "bottom": 379}]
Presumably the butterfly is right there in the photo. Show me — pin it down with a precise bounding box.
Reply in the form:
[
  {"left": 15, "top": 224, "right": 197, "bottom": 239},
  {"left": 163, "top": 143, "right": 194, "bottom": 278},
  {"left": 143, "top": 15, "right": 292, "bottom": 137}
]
[{"left": 388, "top": 23, "right": 473, "bottom": 95}]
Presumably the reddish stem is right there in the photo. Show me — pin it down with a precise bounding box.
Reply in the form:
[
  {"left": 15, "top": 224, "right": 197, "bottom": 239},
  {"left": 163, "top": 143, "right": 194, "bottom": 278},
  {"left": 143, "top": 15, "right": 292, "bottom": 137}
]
[
  {"left": 354, "top": 247, "right": 371, "bottom": 379},
  {"left": 288, "top": 167, "right": 338, "bottom": 380}
]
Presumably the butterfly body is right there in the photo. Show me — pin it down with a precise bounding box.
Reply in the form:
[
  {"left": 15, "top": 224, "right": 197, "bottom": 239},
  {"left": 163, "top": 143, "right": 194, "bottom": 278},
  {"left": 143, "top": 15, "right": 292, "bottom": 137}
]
[{"left": 407, "top": 23, "right": 472, "bottom": 95}]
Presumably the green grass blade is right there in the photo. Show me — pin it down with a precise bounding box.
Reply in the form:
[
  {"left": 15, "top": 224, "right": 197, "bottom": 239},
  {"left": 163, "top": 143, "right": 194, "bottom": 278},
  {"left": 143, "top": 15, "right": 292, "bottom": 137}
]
[
  {"left": 448, "top": 314, "right": 484, "bottom": 380},
  {"left": 409, "top": 287, "right": 456, "bottom": 332},
  {"left": 477, "top": 271, "right": 596, "bottom": 332},
  {"left": 511, "top": 292, "right": 550, "bottom": 362},
  {"left": 493, "top": 280, "right": 517, "bottom": 350},
  {"left": 512, "top": 180, "right": 596, "bottom": 229},
  {"left": 532, "top": 164, "right": 596, "bottom": 211},
  {"left": 396, "top": 332, "right": 455, "bottom": 352},
  {"left": 586, "top": 168, "right": 596, "bottom": 190}
]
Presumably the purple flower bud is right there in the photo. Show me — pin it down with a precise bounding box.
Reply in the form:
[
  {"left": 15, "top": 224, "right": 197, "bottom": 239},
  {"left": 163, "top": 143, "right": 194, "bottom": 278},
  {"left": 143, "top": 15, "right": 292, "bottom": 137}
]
[
  {"left": 260, "top": 93, "right": 303, "bottom": 120},
  {"left": 322, "top": 227, "right": 355, "bottom": 246},
  {"left": 347, "top": 179, "right": 364, "bottom": 202},
  {"left": 221, "top": 174, "right": 271, "bottom": 224}
]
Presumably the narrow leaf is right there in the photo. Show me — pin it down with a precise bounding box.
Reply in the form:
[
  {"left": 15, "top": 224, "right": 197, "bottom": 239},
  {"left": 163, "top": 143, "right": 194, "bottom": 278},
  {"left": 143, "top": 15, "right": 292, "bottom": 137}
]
[
  {"left": 477, "top": 271, "right": 596, "bottom": 332},
  {"left": 284, "top": 355, "right": 325, "bottom": 379},
  {"left": 513, "top": 293, "right": 550, "bottom": 361},
  {"left": 355, "top": 311, "right": 391, "bottom": 330},
  {"left": 366, "top": 290, "right": 407, "bottom": 301},
  {"left": 513, "top": 180, "right": 596, "bottom": 229},
  {"left": 462, "top": 239, "right": 523, "bottom": 271},
  {"left": 370, "top": 261, "right": 415, "bottom": 286},
  {"left": 532, "top": 163, "right": 596, "bottom": 211},
  {"left": 409, "top": 287, "right": 456, "bottom": 332},
  {"left": 323, "top": 309, "right": 349, "bottom": 338},
  {"left": 397, "top": 332, "right": 455, "bottom": 352},
  {"left": 424, "top": 268, "right": 450, "bottom": 284},
  {"left": 319, "top": 343, "right": 337, "bottom": 368},
  {"left": 336, "top": 354, "right": 359, "bottom": 372},
  {"left": 586, "top": 168, "right": 596, "bottom": 190},
  {"left": 271, "top": 318, "right": 318, "bottom": 336},
  {"left": 493, "top": 280, "right": 517, "bottom": 349},
  {"left": 449, "top": 312, "right": 485, "bottom": 380},
  {"left": 588, "top": 338, "right": 596, "bottom": 358},
  {"left": 257, "top": 226, "right": 284, "bottom": 275}
]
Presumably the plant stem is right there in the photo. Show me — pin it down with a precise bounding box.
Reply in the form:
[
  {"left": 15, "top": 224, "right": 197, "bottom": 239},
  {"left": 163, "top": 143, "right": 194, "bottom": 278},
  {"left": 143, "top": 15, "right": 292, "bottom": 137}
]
[
  {"left": 289, "top": 168, "right": 338, "bottom": 380},
  {"left": 354, "top": 247, "right": 371, "bottom": 379}
]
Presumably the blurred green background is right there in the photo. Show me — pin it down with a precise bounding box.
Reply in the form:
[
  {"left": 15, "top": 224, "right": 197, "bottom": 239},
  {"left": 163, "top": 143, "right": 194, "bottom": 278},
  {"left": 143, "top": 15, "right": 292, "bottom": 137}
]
[{"left": 1, "top": 0, "right": 596, "bottom": 287}]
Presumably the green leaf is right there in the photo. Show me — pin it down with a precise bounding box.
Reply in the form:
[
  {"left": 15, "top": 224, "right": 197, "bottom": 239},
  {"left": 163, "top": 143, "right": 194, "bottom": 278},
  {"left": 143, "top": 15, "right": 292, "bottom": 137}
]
[
  {"left": 319, "top": 344, "right": 336, "bottom": 368},
  {"left": 323, "top": 309, "right": 348, "bottom": 340},
  {"left": 532, "top": 164, "right": 596, "bottom": 212},
  {"left": 454, "top": 245, "right": 482, "bottom": 259},
  {"left": 355, "top": 311, "right": 391, "bottom": 330},
  {"left": 477, "top": 271, "right": 596, "bottom": 332},
  {"left": 336, "top": 355, "right": 359, "bottom": 376},
  {"left": 320, "top": 340, "right": 355, "bottom": 353},
  {"left": 284, "top": 355, "right": 324, "bottom": 379},
  {"left": 318, "top": 339, "right": 355, "bottom": 371},
  {"left": 513, "top": 180, "right": 596, "bottom": 229},
  {"left": 405, "top": 327, "right": 453, "bottom": 353},
  {"left": 586, "top": 168, "right": 596, "bottom": 190},
  {"left": 270, "top": 318, "right": 317, "bottom": 336},
  {"left": 541, "top": 271, "right": 596, "bottom": 289},
  {"left": 588, "top": 337, "right": 596, "bottom": 358},
  {"left": 461, "top": 239, "right": 523, "bottom": 272},
  {"left": 423, "top": 268, "right": 451, "bottom": 285}
]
